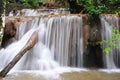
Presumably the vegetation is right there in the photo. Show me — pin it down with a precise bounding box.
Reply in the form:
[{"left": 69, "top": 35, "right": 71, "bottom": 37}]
[
  {"left": 68, "top": 0, "right": 120, "bottom": 14},
  {"left": 6, "top": 0, "right": 43, "bottom": 7},
  {"left": 100, "top": 28, "right": 120, "bottom": 55},
  {"left": 5, "top": 0, "right": 120, "bottom": 15},
  {"left": 67, "top": 0, "right": 120, "bottom": 26},
  {"left": 22, "top": 0, "right": 44, "bottom": 7}
]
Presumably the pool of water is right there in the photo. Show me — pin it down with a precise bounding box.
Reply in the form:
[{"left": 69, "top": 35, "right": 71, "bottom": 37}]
[{"left": 1, "top": 68, "right": 120, "bottom": 80}]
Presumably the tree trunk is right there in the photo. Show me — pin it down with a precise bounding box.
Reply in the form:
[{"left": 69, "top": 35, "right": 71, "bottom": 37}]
[
  {"left": 0, "top": 0, "right": 4, "bottom": 22},
  {"left": 0, "top": 31, "right": 38, "bottom": 77}
]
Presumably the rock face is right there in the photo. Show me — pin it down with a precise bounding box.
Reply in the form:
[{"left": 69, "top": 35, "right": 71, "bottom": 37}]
[
  {"left": 83, "top": 25, "right": 90, "bottom": 53},
  {"left": 43, "top": 2, "right": 64, "bottom": 8},
  {"left": 82, "top": 15, "right": 103, "bottom": 68},
  {"left": 1, "top": 19, "right": 18, "bottom": 48},
  {"left": 1, "top": 17, "right": 33, "bottom": 48}
]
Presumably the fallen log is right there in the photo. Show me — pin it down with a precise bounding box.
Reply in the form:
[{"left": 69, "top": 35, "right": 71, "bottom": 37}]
[{"left": 0, "top": 31, "right": 38, "bottom": 77}]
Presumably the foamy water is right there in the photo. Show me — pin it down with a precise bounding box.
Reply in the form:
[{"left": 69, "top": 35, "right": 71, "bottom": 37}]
[{"left": 1, "top": 68, "right": 120, "bottom": 80}]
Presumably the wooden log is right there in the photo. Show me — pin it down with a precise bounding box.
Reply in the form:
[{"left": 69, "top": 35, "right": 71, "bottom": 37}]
[{"left": 0, "top": 31, "right": 38, "bottom": 77}]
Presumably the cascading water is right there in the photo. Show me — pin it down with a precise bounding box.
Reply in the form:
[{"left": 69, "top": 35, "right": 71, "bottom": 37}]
[
  {"left": 0, "top": 15, "right": 84, "bottom": 72},
  {"left": 9, "top": 9, "right": 70, "bottom": 16},
  {"left": 101, "top": 15, "right": 120, "bottom": 69},
  {"left": 44, "top": 16, "right": 83, "bottom": 67},
  {"left": 0, "top": 22, "right": 59, "bottom": 71},
  {"left": 16, "top": 15, "right": 84, "bottom": 68}
]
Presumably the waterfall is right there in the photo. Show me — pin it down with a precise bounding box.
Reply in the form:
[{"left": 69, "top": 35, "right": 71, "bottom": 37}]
[
  {"left": 16, "top": 15, "right": 84, "bottom": 67},
  {"left": 0, "top": 15, "right": 84, "bottom": 71},
  {"left": 44, "top": 16, "right": 83, "bottom": 67},
  {"left": 0, "top": 28, "right": 38, "bottom": 70},
  {"left": 101, "top": 15, "right": 120, "bottom": 69},
  {"left": 0, "top": 21, "right": 59, "bottom": 71}
]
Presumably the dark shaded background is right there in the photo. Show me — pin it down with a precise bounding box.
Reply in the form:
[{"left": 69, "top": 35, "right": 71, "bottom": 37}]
[{"left": 0, "top": 0, "right": 4, "bottom": 26}]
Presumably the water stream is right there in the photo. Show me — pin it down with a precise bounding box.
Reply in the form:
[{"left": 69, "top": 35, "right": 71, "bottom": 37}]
[
  {"left": 101, "top": 15, "right": 120, "bottom": 69},
  {"left": 0, "top": 9, "right": 120, "bottom": 80}
]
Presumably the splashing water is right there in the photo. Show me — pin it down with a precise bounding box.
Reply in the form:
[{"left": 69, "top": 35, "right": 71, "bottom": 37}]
[
  {"left": 0, "top": 23, "right": 59, "bottom": 72},
  {"left": 0, "top": 15, "right": 84, "bottom": 73},
  {"left": 16, "top": 15, "right": 84, "bottom": 68},
  {"left": 1, "top": 13, "right": 120, "bottom": 80}
]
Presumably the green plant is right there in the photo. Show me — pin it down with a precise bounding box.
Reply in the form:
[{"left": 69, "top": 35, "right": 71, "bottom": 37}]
[
  {"left": 22, "top": 0, "right": 40, "bottom": 7},
  {"left": 67, "top": 0, "right": 120, "bottom": 26},
  {"left": 69, "top": 0, "right": 120, "bottom": 14},
  {"left": 109, "top": 0, "right": 120, "bottom": 4},
  {"left": 41, "top": 0, "right": 46, "bottom": 3},
  {"left": 115, "top": 10, "right": 120, "bottom": 15},
  {"left": 6, "top": 0, "right": 10, "bottom": 4},
  {"left": 55, "top": 0, "right": 64, "bottom": 3},
  {"left": 101, "top": 28, "right": 120, "bottom": 55}
]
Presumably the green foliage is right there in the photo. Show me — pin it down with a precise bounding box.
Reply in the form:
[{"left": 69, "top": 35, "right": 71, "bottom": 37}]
[
  {"left": 55, "top": 0, "right": 64, "bottom": 3},
  {"left": 22, "top": 0, "right": 41, "bottom": 7},
  {"left": 6, "top": 0, "right": 46, "bottom": 7},
  {"left": 109, "top": 0, "right": 120, "bottom": 4},
  {"left": 104, "top": 47, "right": 111, "bottom": 56},
  {"left": 6, "top": 0, "right": 10, "bottom": 4},
  {"left": 66, "top": 0, "right": 120, "bottom": 26},
  {"left": 67, "top": 0, "right": 120, "bottom": 15},
  {"left": 78, "top": 0, "right": 107, "bottom": 15},
  {"left": 41, "top": 0, "right": 46, "bottom": 3},
  {"left": 115, "top": 10, "right": 120, "bottom": 15},
  {"left": 5, "top": 0, "right": 120, "bottom": 15},
  {"left": 88, "top": 4, "right": 108, "bottom": 15},
  {"left": 101, "top": 28, "right": 120, "bottom": 55}
]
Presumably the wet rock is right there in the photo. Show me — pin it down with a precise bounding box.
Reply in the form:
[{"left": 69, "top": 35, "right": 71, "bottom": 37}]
[
  {"left": 43, "top": 2, "right": 64, "bottom": 8},
  {"left": 1, "top": 19, "right": 19, "bottom": 48},
  {"left": 1, "top": 17, "right": 35, "bottom": 48},
  {"left": 83, "top": 25, "right": 90, "bottom": 54}
]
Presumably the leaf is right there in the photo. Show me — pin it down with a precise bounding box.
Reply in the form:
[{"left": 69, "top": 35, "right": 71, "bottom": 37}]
[
  {"left": 113, "top": 44, "right": 119, "bottom": 49},
  {"left": 100, "top": 40, "right": 107, "bottom": 44},
  {"left": 112, "top": 28, "right": 119, "bottom": 34},
  {"left": 104, "top": 47, "right": 111, "bottom": 55}
]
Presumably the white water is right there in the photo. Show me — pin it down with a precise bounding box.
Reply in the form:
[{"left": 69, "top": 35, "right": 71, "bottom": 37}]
[
  {"left": 0, "top": 15, "right": 84, "bottom": 74},
  {"left": 101, "top": 15, "right": 120, "bottom": 69},
  {"left": 9, "top": 8, "right": 70, "bottom": 16},
  {"left": 16, "top": 15, "right": 84, "bottom": 67},
  {"left": 0, "top": 28, "right": 36, "bottom": 69},
  {"left": 0, "top": 23, "right": 59, "bottom": 72},
  {"left": 44, "top": 16, "right": 83, "bottom": 67}
]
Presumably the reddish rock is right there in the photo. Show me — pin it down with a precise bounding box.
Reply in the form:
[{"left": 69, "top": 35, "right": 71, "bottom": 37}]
[
  {"left": 83, "top": 25, "right": 90, "bottom": 53},
  {"left": 1, "top": 19, "right": 19, "bottom": 48},
  {"left": 43, "top": 2, "right": 64, "bottom": 8}
]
